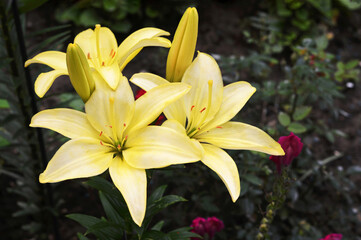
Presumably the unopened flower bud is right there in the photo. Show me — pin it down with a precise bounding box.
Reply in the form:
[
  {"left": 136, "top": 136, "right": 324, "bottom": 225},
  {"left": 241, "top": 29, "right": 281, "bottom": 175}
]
[
  {"left": 66, "top": 43, "right": 95, "bottom": 102},
  {"left": 166, "top": 7, "right": 198, "bottom": 82},
  {"left": 270, "top": 132, "right": 303, "bottom": 174}
]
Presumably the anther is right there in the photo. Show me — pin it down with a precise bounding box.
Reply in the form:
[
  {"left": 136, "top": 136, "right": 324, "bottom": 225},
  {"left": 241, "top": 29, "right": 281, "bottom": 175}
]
[
  {"left": 191, "top": 105, "right": 195, "bottom": 111},
  {"left": 99, "top": 131, "right": 103, "bottom": 136},
  {"left": 100, "top": 141, "right": 104, "bottom": 146},
  {"left": 109, "top": 125, "right": 112, "bottom": 128},
  {"left": 110, "top": 49, "right": 114, "bottom": 56},
  {"left": 117, "top": 144, "right": 121, "bottom": 151},
  {"left": 102, "top": 61, "right": 105, "bottom": 66},
  {"left": 125, "top": 135, "right": 128, "bottom": 140},
  {"left": 216, "top": 126, "right": 223, "bottom": 129},
  {"left": 87, "top": 53, "right": 91, "bottom": 59},
  {"left": 112, "top": 51, "right": 116, "bottom": 58},
  {"left": 123, "top": 123, "right": 126, "bottom": 127},
  {"left": 200, "top": 107, "right": 206, "bottom": 113}
]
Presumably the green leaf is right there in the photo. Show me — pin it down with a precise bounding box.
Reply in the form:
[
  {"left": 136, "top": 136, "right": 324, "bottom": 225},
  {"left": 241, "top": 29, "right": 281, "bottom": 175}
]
[
  {"left": 148, "top": 185, "right": 167, "bottom": 204},
  {"left": 337, "top": 0, "right": 361, "bottom": 9},
  {"left": 0, "top": 99, "right": 9, "bottom": 109},
  {"left": 66, "top": 214, "right": 101, "bottom": 229},
  {"left": 242, "top": 174, "right": 263, "bottom": 186},
  {"left": 168, "top": 227, "right": 201, "bottom": 240},
  {"left": 0, "top": 135, "right": 10, "bottom": 147},
  {"left": 287, "top": 122, "right": 307, "bottom": 133},
  {"left": 152, "top": 220, "right": 164, "bottom": 231},
  {"left": 315, "top": 35, "right": 328, "bottom": 50},
  {"left": 307, "top": 0, "right": 332, "bottom": 18},
  {"left": 77, "top": 233, "right": 90, "bottom": 240},
  {"left": 146, "top": 195, "right": 187, "bottom": 218},
  {"left": 143, "top": 230, "right": 168, "bottom": 240},
  {"left": 278, "top": 112, "right": 291, "bottom": 126},
  {"left": 99, "top": 191, "right": 125, "bottom": 226},
  {"left": 19, "top": 0, "right": 49, "bottom": 13},
  {"left": 345, "top": 60, "right": 359, "bottom": 70},
  {"left": 293, "top": 106, "right": 312, "bottom": 121},
  {"left": 86, "top": 220, "right": 123, "bottom": 239}
]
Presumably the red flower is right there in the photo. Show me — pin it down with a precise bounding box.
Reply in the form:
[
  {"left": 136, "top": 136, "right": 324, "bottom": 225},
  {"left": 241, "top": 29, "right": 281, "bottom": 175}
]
[
  {"left": 191, "top": 217, "right": 224, "bottom": 240},
  {"left": 319, "top": 233, "right": 343, "bottom": 240},
  {"left": 135, "top": 89, "right": 146, "bottom": 99},
  {"left": 269, "top": 132, "right": 303, "bottom": 173}
]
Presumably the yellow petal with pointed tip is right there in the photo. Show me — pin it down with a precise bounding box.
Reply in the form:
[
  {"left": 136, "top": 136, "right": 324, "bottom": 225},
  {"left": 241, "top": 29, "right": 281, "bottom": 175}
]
[
  {"left": 118, "top": 37, "right": 171, "bottom": 71},
  {"left": 97, "top": 63, "right": 121, "bottom": 90},
  {"left": 166, "top": 7, "right": 198, "bottom": 82},
  {"left": 85, "top": 74, "right": 134, "bottom": 140},
  {"left": 30, "top": 108, "right": 100, "bottom": 139},
  {"left": 161, "top": 119, "right": 187, "bottom": 135},
  {"left": 195, "top": 122, "right": 285, "bottom": 156},
  {"left": 201, "top": 144, "right": 240, "bottom": 202},
  {"left": 34, "top": 69, "right": 67, "bottom": 98},
  {"left": 124, "top": 126, "right": 202, "bottom": 169},
  {"left": 117, "top": 27, "right": 170, "bottom": 69},
  {"left": 25, "top": 51, "right": 67, "bottom": 70},
  {"left": 200, "top": 81, "right": 256, "bottom": 133},
  {"left": 130, "top": 73, "right": 187, "bottom": 126},
  {"left": 125, "top": 83, "right": 190, "bottom": 134},
  {"left": 74, "top": 29, "right": 97, "bottom": 64},
  {"left": 109, "top": 156, "right": 146, "bottom": 227},
  {"left": 183, "top": 52, "right": 223, "bottom": 128},
  {"left": 39, "top": 138, "right": 113, "bottom": 183},
  {"left": 95, "top": 26, "right": 118, "bottom": 64}
]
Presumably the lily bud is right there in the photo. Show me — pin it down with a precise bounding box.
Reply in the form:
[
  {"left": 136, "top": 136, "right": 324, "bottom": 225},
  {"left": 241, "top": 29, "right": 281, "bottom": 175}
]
[
  {"left": 66, "top": 43, "right": 95, "bottom": 102},
  {"left": 166, "top": 7, "right": 198, "bottom": 82}
]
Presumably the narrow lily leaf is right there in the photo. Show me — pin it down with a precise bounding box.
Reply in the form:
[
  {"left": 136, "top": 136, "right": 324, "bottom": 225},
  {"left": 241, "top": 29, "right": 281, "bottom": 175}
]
[
  {"left": 146, "top": 195, "right": 187, "bottom": 218},
  {"left": 99, "top": 191, "right": 125, "bottom": 226}
]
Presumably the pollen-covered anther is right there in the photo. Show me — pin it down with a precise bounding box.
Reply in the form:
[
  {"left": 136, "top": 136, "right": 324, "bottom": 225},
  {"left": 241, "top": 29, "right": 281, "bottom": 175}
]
[
  {"left": 100, "top": 141, "right": 104, "bottom": 146},
  {"left": 191, "top": 105, "right": 195, "bottom": 111},
  {"left": 216, "top": 126, "right": 223, "bottom": 129},
  {"left": 87, "top": 53, "right": 91, "bottom": 59},
  {"left": 200, "top": 107, "right": 206, "bottom": 113},
  {"left": 99, "top": 131, "right": 103, "bottom": 136},
  {"left": 102, "top": 61, "right": 105, "bottom": 66},
  {"left": 123, "top": 123, "right": 126, "bottom": 127},
  {"left": 125, "top": 135, "right": 128, "bottom": 140},
  {"left": 110, "top": 49, "right": 114, "bottom": 57},
  {"left": 117, "top": 144, "right": 121, "bottom": 151}
]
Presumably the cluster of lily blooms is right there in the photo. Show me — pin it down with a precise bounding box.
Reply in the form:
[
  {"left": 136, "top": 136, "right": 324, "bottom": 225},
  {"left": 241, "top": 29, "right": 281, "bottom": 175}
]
[{"left": 26, "top": 8, "right": 286, "bottom": 226}]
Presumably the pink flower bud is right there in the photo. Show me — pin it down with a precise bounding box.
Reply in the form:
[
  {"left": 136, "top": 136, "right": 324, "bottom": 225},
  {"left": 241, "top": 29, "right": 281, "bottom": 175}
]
[
  {"left": 191, "top": 216, "right": 224, "bottom": 240},
  {"left": 319, "top": 233, "right": 343, "bottom": 240},
  {"left": 269, "top": 132, "right": 303, "bottom": 173}
]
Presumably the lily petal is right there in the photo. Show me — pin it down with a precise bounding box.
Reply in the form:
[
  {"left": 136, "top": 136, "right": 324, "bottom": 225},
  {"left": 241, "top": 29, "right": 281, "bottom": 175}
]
[
  {"left": 117, "top": 27, "right": 170, "bottom": 69},
  {"left": 34, "top": 69, "right": 67, "bottom": 98},
  {"left": 118, "top": 37, "right": 171, "bottom": 71},
  {"left": 109, "top": 156, "right": 146, "bottom": 227},
  {"left": 200, "top": 81, "right": 256, "bottom": 133},
  {"left": 30, "top": 108, "right": 100, "bottom": 139},
  {"left": 74, "top": 29, "right": 97, "bottom": 64},
  {"left": 161, "top": 119, "right": 187, "bottom": 135},
  {"left": 130, "top": 73, "right": 187, "bottom": 126},
  {"left": 196, "top": 122, "right": 285, "bottom": 156},
  {"left": 25, "top": 51, "right": 67, "bottom": 70},
  {"left": 39, "top": 138, "right": 113, "bottom": 183},
  {"left": 97, "top": 63, "right": 122, "bottom": 90},
  {"left": 124, "top": 125, "right": 202, "bottom": 169},
  {"left": 183, "top": 52, "right": 223, "bottom": 129},
  {"left": 125, "top": 83, "right": 190, "bottom": 134},
  {"left": 201, "top": 144, "right": 240, "bottom": 202},
  {"left": 95, "top": 26, "right": 118, "bottom": 64},
  {"left": 85, "top": 73, "right": 134, "bottom": 140}
]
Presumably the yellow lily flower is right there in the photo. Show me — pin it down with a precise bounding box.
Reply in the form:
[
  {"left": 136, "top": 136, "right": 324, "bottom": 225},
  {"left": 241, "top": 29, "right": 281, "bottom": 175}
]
[
  {"left": 130, "top": 52, "right": 284, "bottom": 202},
  {"left": 30, "top": 74, "right": 202, "bottom": 226},
  {"left": 166, "top": 7, "right": 198, "bottom": 82},
  {"left": 25, "top": 25, "right": 171, "bottom": 97}
]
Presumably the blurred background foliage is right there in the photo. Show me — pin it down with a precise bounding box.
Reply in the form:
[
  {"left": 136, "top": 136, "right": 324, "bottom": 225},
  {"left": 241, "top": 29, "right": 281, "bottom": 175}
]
[{"left": 1, "top": 0, "right": 360, "bottom": 239}]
